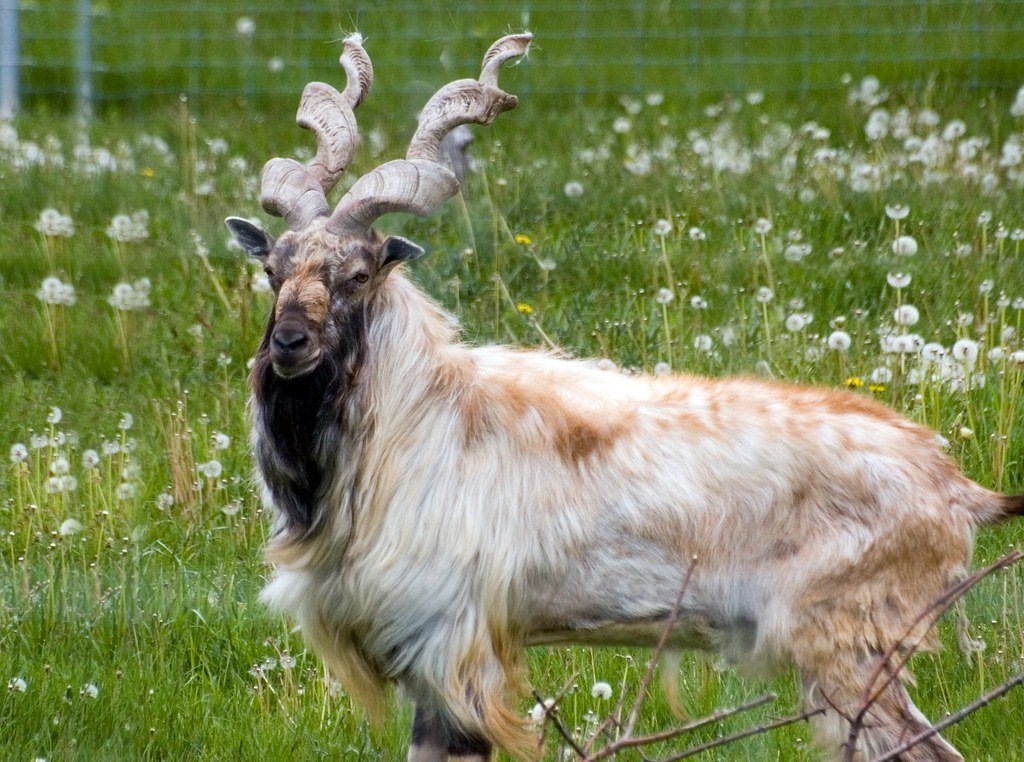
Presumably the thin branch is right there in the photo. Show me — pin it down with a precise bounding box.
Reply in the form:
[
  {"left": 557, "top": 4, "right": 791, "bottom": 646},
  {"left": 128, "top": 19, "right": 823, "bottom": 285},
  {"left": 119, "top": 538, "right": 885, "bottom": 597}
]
[
  {"left": 624, "top": 557, "right": 699, "bottom": 737},
  {"left": 533, "top": 674, "right": 585, "bottom": 759},
  {"left": 589, "top": 693, "right": 776, "bottom": 756},
  {"left": 585, "top": 558, "right": 698, "bottom": 761},
  {"left": 842, "top": 549, "right": 1023, "bottom": 761},
  {"left": 870, "top": 671, "right": 1024, "bottom": 762},
  {"left": 658, "top": 707, "right": 826, "bottom": 761}
]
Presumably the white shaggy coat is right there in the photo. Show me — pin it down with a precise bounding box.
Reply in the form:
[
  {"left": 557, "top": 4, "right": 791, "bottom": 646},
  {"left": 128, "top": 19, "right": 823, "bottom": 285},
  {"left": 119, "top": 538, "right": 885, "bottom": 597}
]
[{"left": 256, "top": 270, "right": 1013, "bottom": 760}]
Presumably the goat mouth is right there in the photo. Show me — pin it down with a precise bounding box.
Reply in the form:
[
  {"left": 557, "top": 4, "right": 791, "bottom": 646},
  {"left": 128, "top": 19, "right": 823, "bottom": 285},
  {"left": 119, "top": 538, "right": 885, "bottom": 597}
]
[{"left": 271, "top": 355, "right": 322, "bottom": 380}]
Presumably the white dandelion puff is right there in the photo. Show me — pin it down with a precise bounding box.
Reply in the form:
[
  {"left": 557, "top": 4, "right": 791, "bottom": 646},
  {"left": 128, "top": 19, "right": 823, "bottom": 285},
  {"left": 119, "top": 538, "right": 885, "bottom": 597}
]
[
  {"left": 884, "top": 204, "right": 909, "bottom": 220},
  {"left": 10, "top": 443, "right": 28, "bottom": 463},
  {"left": 785, "top": 314, "right": 808, "bottom": 332},
  {"left": 693, "top": 334, "right": 713, "bottom": 352},
  {"left": 562, "top": 181, "right": 584, "bottom": 198},
  {"left": 893, "top": 304, "right": 920, "bottom": 326},
  {"left": 199, "top": 460, "right": 223, "bottom": 479},
  {"left": 591, "top": 681, "right": 613, "bottom": 700},
  {"left": 235, "top": 16, "right": 255, "bottom": 38},
  {"left": 655, "top": 288, "right": 674, "bottom": 305},
  {"left": 892, "top": 235, "right": 918, "bottom": 256},
  {"left": 886, "top": 272, "right": 911, "bottom": 288},
  {"left": 59, "top": 518, "right": 84, "bottom": 536},
  {"left": 951, "top": 338, "right": 980, "bottom": 367},
  {"left": 827, "top": 331, "right": 852, "bottom": 351},
  {"left": 652, "top": 219, "right": 672, "bottom": 236}
]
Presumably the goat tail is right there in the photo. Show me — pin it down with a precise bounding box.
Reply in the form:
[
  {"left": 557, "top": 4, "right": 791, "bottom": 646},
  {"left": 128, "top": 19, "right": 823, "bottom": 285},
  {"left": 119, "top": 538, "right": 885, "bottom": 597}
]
[
  {"left": 660, "top": 649, "right": 685, "bottom": 719},
  {"left": 966, "top": 488, "right": 1024, "bottom": 526}
]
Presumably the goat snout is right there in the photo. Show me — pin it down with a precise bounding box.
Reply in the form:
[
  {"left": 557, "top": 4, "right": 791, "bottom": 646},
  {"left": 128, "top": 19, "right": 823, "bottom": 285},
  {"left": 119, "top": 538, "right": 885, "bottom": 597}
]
[
  {"left": 273, "top": 326, "right": 308, "bottom": 353},
  {"left": 270, "top": 321, "right": 320, "bottom": 378}
]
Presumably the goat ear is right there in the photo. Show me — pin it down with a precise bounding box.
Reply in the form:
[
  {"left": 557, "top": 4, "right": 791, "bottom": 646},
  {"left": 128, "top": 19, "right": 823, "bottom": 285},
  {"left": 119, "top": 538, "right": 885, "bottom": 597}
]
[
  {"left": 381, "top": 236, "right": 425, "bottom": 268},
  {"left": 225, "top": 216, "right": 274, "bottom": 260}
]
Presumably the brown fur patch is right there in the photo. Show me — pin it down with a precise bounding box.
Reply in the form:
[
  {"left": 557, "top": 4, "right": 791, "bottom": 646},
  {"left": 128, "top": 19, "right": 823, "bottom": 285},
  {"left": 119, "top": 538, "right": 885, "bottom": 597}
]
[
  {"left": 461, "top": 369, "right": 633, "bottom": 467},
  {"left": 276, "top": 256, "right": 329, "bottom": 324}
]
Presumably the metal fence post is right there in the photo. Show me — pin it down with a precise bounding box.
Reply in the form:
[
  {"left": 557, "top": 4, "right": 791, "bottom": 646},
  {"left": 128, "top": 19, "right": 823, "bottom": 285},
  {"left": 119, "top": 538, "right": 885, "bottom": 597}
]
[
  {"left": 0, "top": 0, "right": 19, "bottom": 119},
  {"left": 77, "top": 0, "right": 92, "bottom": 118}
]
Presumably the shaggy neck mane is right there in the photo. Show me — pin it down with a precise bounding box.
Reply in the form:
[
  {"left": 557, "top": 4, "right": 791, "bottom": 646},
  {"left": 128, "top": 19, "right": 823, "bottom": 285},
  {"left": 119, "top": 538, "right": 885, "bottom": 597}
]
[{"left": 250, "top": 269, "right": 459, "bottom": 546}]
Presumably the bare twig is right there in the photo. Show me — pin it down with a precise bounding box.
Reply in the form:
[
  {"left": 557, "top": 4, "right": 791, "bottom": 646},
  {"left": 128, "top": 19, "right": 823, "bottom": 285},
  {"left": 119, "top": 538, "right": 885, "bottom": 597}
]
[
  {"left": 589, "top": 693, "right": 776, "bottom": 756},
  {"left": 533, "top": 673, "right": 585, "bottom": 758},
  {"left": 659, "top": 706, "right": 826, "bottom": 761},
  {"left": 625, "top": 557, "right": 699, "bottom": 736},
  {"left": 585, "top": 557, "right": 698, "bottom": 761},
  {"left": 870, "top": 671, "right": 1024, "bottom": 762},
  {"left": 842, "top": 549, "right": 1023, "bottom": 761}
]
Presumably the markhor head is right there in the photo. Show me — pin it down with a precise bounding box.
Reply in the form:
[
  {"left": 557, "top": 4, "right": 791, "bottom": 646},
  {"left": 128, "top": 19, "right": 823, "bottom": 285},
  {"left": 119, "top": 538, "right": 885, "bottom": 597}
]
[{"left": 226, "top": 32, "right": 531, "bottom": 381}]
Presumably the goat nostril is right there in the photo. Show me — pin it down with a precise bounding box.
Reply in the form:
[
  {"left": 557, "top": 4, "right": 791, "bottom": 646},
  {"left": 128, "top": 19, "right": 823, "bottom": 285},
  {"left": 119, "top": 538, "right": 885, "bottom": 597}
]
[{"left": 273, "top": 328, "right": 308, "bottom": 353}]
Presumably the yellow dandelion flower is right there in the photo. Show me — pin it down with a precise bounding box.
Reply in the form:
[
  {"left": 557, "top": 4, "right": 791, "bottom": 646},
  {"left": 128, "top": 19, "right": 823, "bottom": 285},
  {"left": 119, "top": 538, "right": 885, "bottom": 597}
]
[
  {"left": 869, "top": 384, "right": 886, "bottom": 393},
  {"left": 515, "top": 233, "right": 532, "bottom": 245},
  {"left": 845, "top": 376, "right": 863, "bottom": 388},
  {"left": 141, "top": 167, "right": 155, "bottom": 178},
  {"left": 516, "top": 302, "right": 533, "bottom": 315}
]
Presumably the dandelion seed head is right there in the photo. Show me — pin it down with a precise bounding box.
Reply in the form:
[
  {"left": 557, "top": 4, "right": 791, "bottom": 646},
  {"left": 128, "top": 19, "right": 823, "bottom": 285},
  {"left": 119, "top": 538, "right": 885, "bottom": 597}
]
[
  {"left": 59, "top": 518, "right": 84, "bottom": 536},
  {"left": 892, "top": 235, "right": 918, "bottom": 256},
  {"left": 8, "top": 677, "right": 27, "bottom": 692},
  {"left": 654, "top": 362, "right": 670, "bottom": 375},
  {"left": 753, "top": 218, "right": 773, "bottom": 235},
  {"left": 951, "top": 338, "right": 980, "bottom": 366},
  {"left": 47, "top": 407, "right": 62, "bottom": 425},
  {"left": 885, "top": 204, "right": 909, "bottom": 220},
  {"left": 10, "top": 443, "right": 28, "bottom": 463},
  {"left": 652, "top": 219, "right": 672, "bottom": 236},
  {"left": 785, "top": 313, "right": 808, "bottom": 332},
  {"left": 212, "top": 432, "right": 230, "bottom": 450},
  {"left": 157, "top": 492, "right": 174, "bottom": 511},
  {"left": 81, "top": 683, "right": 99, "bottom": 699},
  {"left": 118, "top": 413, "right": 134, "bottom": 431},
  {"left": 655, "top": 288, "right": 674, "bottom": 305},
  {"left": 199, "top": 460, "right": 223, "bottom": 479},
  {"left": 693, "top": 334, "right": 713, "bottom": 352},
  {"left": 591, "top": 681, "right": 613, "bottom": 700},
  {"left": 690, "top": 295, "right": 708, "bottom": 310},
  {"left": 563, "top": 180, "right": 584, "bottom": 198},
  {"left": 886, "top": 272, "right": 911, "bottom": 288},
  {"left": 755, "top": 286, "right": 774, "bottom": 304},
  {"left": 235, "top": 16, "right": 255, "bottom": 37},
  {"left": 893, "top": 304, "right": 920, "bottom": 326},
  {"left": 827, "top": 331, "right": 852, "bottom": 351}
]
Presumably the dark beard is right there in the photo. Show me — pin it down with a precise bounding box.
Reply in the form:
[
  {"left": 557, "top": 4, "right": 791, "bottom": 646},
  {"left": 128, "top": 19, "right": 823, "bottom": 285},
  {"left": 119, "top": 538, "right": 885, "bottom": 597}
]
[{"left": 250, "top": 306, "right": 368, "bottom": 535}]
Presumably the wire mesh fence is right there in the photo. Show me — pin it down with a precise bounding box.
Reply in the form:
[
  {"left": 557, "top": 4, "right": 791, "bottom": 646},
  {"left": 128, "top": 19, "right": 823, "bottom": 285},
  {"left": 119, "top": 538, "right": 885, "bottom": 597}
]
[{"left": 5, "top": 0, "right": 1024, "bottom": 116}]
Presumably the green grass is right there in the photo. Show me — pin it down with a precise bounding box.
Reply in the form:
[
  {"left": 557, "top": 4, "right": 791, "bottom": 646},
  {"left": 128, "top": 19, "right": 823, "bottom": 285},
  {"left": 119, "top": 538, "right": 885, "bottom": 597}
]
[{"left": 2, "top": 62, "right": 1024, "bottom": 760}]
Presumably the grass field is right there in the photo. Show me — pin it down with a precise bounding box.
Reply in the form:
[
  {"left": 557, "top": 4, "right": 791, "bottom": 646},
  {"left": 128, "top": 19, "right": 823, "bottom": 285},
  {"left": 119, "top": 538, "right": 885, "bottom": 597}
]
[{"left": 3, "top": 30, "right": 1024, "bottom": 760}]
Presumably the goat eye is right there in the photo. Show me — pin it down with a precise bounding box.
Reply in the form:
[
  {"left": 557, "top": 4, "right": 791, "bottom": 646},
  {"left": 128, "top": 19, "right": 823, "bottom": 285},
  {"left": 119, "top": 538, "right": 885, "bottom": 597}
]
[
  {"left": 353, "top": 273, "right": 370, "bottom": 284},
  {"left": 264, "top": 267, "right": 275, "bottom": 279}
]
